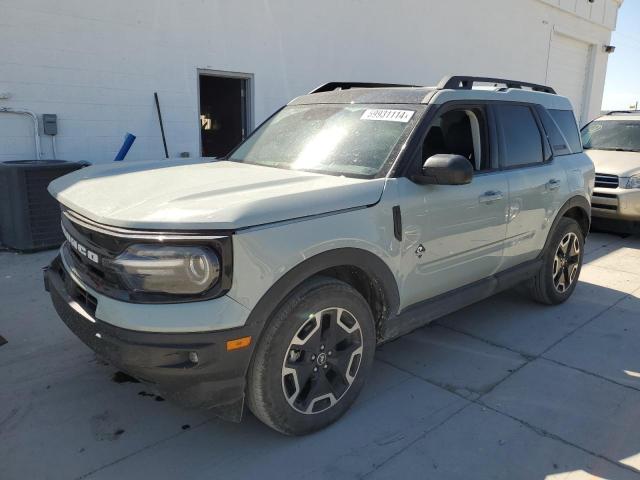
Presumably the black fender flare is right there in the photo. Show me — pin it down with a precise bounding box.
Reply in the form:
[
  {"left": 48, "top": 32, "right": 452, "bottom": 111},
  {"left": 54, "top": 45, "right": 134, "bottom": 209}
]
[
  {"left": 542, "top": 195, "right": 591, "bottom": 254},
  {"left": 244, "top": 247, "right": 400, "bottom": 333},
  {"left": 236, "top": 248, "right": 399, "bottom": 416}
]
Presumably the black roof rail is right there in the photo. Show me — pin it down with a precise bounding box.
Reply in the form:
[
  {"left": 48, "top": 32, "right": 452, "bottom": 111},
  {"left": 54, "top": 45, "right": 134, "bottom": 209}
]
[
  {"left": 437, "top": 75, "right": 556, "bottom": 95},
  {"left": 308, "top": 82, "right": 419, "bottom": 94}
]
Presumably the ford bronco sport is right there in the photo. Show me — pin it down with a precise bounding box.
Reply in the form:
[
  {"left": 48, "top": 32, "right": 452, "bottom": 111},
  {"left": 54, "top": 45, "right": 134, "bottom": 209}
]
[{"left": 45, "top": 75, "right": 594, "bottom": 435}]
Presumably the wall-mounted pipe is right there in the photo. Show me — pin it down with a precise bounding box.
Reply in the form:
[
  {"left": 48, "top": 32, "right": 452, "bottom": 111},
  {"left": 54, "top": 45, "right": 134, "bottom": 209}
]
[{"left": 0, "top": 107, "right": 42, "bottom": 159}]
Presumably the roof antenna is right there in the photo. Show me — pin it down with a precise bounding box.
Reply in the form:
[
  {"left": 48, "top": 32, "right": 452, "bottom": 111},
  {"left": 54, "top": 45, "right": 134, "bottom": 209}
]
[{"left": 154, "top": 92, "right": 169, "bottom": 159}]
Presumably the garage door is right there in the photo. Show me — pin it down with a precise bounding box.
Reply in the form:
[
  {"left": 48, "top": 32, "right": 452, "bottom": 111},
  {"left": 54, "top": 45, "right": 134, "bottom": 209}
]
[{"left": 547, "top": 33, "right": 592, "bottom": 124}]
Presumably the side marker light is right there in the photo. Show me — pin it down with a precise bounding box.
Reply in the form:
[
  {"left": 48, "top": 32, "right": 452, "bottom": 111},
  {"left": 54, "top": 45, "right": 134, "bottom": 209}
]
[{"left": 226, "top": 336, "right": 252, "bottom": 351}]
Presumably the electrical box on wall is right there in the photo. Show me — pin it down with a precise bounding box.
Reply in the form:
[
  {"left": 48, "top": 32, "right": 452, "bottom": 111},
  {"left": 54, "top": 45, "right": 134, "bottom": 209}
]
[{"left": 43, "top": 114, "right": 57, "bottom": 135}]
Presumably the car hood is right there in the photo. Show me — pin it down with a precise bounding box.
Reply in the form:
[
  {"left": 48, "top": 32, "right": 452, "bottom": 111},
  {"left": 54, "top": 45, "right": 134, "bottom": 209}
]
[
  {"left": 584, "top": 149, "right": 640, "bottom": 177},
  {"left": 48, "top": 159, "right": 386, "bottom": 230}
]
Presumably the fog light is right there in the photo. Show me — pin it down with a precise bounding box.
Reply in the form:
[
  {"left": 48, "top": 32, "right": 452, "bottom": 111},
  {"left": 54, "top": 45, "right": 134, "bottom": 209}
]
[{"left": 188, "top": 351, "right": 199, "bottom": 364}]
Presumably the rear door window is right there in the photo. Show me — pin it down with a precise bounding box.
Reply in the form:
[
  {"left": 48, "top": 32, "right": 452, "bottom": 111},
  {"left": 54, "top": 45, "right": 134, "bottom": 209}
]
[
  {"left": 496, "top": 105, "right": 544, "bottom": 167},
  {"left": 549, "top": 109, "right": 583, "bottom": 153}
]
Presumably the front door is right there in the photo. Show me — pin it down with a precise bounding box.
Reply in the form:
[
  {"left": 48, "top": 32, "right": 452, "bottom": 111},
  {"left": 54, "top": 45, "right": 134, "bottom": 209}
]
[
  {"left": 199, "top": 72, "right": 251, "bottom": 158},
  {"left": 397, "top": 105, "right": 509, "bottom": 308}
]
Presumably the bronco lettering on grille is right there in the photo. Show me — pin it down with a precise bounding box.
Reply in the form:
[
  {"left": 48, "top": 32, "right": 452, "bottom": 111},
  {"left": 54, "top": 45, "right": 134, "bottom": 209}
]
[{"left": 62, "top": 225, "right": 100, "bottom": 264}]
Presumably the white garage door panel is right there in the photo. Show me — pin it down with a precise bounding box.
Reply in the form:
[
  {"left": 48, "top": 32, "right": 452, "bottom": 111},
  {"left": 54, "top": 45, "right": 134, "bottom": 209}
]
[{"left": 547, "top": 33, "right": 591, "bottom": 122}]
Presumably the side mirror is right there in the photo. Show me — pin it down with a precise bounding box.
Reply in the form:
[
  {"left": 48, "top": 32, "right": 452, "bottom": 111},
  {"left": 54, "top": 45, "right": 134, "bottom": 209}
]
[{"left": 411, "top": 154, "right": 473, "bottom": 185}]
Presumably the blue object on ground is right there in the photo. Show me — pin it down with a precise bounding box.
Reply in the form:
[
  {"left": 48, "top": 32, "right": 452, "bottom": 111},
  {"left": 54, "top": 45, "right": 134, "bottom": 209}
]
[{"left": 114, "top": 133, "right": 136, "bottom": 161}]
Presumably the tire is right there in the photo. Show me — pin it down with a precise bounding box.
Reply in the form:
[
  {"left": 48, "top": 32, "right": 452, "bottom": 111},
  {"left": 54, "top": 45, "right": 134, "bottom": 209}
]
[
  {"left": 528, "top": 217, "right": 584, "bottom": 305},
  {"left": 246, "top": 276, "right": 375, "bottom": 435}
]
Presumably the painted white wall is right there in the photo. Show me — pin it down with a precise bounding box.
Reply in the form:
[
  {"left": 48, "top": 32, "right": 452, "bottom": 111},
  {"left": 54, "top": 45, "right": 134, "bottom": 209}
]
[{"left": 0, "top": 0, "right": 621, "bottom": 163}]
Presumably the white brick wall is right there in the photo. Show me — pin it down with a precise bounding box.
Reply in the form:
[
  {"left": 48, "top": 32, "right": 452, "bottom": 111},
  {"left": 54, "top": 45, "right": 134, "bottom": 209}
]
[{"left": 0, "top": 0, "right": 620, "bottom": 163}]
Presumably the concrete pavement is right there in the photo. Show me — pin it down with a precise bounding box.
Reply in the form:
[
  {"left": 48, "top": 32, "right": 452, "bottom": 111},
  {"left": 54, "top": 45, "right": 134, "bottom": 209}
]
[{"left": 1, "top": 231, "right": 640, "bottom": 479}]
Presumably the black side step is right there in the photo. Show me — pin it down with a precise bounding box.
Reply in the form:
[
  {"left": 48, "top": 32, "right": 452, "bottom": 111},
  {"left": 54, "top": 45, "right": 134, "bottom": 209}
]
[{"left": 380, "top": 258, "right": 543, "bottom": 342}]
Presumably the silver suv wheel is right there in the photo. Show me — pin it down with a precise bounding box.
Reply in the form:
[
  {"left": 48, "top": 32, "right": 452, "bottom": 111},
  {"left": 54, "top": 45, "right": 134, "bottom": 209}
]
[
  {"left": 281, "top": 307, "right": 363, "bottom": 414},
  {"left": 553, "top": 232, "right": 581, "bottom": 293}
]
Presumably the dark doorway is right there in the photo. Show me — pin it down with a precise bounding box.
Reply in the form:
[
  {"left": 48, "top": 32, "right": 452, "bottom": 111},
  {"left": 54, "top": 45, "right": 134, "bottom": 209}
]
[{"left": 199, "top": 73, "right": 250, "bottom": 158}]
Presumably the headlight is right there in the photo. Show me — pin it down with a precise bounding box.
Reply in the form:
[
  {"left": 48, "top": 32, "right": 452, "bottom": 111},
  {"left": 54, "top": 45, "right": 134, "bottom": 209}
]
[
  {"left": 626, "top": 175, "right": 640, "bottom": 189},
  {"left": 107, "top": 244, "right": 220, "bottom": 295}
]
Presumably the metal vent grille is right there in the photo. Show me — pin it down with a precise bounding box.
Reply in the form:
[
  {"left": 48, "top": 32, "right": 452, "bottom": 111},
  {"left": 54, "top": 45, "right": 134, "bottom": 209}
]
[
  {"left": 0, "top": 160, "right": 88, "bottom": 251},
  {"left": 25, "top": 168, "right": 65, "bottom": 247}
]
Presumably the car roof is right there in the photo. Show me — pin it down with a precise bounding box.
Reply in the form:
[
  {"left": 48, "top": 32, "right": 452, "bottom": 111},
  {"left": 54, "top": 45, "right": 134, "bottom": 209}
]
[
  {"left": 596, "top": 111, "right": 640, "bottom": 121},
  {"left": 288, "top": 76, "right": 574, "bottom": 111},
  {"left": 288, "top": 87, "right": 437, "bottom": 106}
]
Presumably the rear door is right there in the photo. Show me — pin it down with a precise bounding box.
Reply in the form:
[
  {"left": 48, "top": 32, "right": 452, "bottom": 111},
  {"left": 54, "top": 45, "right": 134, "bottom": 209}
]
[{"left": 496, "top": 104, "right": 568, "bottom": 269}]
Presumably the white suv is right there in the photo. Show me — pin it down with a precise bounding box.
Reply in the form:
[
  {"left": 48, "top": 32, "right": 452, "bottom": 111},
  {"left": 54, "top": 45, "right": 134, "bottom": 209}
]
[{"left": 45, "top": 76, "right": 594, "bottom": 435}]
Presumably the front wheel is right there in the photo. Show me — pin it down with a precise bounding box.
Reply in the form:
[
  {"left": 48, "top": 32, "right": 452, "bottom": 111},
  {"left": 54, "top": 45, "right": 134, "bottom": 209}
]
[
  {"left": 528, "top": 217, "right": 584, "bottom": 305},
  {"left": 246, "top": 277, "right": 375, "bottom": 435}
]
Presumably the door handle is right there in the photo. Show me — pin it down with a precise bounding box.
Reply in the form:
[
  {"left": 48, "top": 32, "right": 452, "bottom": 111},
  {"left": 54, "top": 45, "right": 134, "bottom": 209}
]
[
  {"left": 479, "top": 190, "right": 504, "bottom": 204},
  {"left": 547, "top": 179, "right": 562, "bottom": 191}
]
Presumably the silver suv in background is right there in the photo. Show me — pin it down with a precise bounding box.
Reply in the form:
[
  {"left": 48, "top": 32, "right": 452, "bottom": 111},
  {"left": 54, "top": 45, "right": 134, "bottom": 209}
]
[
  {"left": 45, "top": 75, "right": 594, "bottom": 435},
  {"left": 582, "top": 111, "right": 640, "bottom": 232}
]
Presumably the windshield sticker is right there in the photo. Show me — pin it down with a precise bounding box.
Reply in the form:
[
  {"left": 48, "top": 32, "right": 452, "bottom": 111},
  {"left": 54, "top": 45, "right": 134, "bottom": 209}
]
[{"left": 361, "top": 109, "right": 415, "bottom": 123}]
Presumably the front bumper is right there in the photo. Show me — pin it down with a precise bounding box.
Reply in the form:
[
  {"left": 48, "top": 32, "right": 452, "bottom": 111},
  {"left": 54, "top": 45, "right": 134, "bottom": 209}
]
[
  {"left": 591, "top": 187, "right": 640, "bottom": 221},
  {"left": 44, "top": 255, "right": 257, "bottom": 419}
]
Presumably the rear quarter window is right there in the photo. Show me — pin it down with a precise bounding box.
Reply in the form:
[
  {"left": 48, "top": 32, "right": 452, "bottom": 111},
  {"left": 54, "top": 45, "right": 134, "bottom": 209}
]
[
  {"left": 536, "top": 107, "right": 571, "bottom": 156},
  {"left": 496, "top": 105, "right": 544, "bottom": 167},
  {"left": 549, "top": 109, "right": 583, "bottom": 154}
]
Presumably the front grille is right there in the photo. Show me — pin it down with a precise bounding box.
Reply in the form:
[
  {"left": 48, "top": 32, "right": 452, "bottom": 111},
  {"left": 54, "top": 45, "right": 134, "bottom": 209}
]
[
  {"left": 592, "top": 203, "right": 618, "bottom": 211},
  {"left": 60, "top": 213, "right": 126, "bottom": 299},
  {"left": 595, "top": 173, "right": 619, "bottom": 189},
  {"left": 591, "top": 190, "right": 619, "bottom": 212},
  {"left": 56, "top": 258, "right": 98, "bottom": 316},
  {"left": 592, "top": 192, "right": 617, "bottom": 199},
  {"left": 61, "top": 240, "right": 124, "bottom": 300}
]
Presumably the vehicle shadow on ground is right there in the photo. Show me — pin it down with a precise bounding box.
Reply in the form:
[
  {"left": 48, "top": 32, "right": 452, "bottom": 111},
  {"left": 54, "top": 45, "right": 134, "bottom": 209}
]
[{"left": 373, "top": 273, "right": 640, "bottom": 479}]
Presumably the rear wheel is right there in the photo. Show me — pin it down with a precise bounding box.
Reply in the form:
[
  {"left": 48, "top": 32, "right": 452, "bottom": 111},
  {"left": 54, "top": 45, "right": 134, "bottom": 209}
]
[
  {"left": 246, "top": 277, "right": 375, "bottom": 435},
  {"left": 528, "top": 217, "right": 584, "bottom": 304}
]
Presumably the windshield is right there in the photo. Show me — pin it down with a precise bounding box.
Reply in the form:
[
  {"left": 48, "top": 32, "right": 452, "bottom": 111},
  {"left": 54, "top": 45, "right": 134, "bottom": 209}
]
[
  {"left": 228, "top": 104, "right": 421, "bottom": 177},
  {"left": 581, "top": 120, "right": 640, "bottom": 152}
]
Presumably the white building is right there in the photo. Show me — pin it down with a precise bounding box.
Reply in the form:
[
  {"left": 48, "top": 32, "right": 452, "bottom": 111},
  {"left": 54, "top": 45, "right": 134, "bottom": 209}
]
[{"left": 0, "top": 0, "right": 623, "bottom": 163}]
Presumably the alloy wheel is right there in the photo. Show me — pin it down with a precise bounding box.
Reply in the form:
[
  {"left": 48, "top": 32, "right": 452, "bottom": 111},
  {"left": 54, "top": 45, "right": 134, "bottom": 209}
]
[
  {"left": 281, "top": 307, "right": 363, "bottom": 414},
  {"left": 552, "top": 232, "right": 581, "bottom": 293}
]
